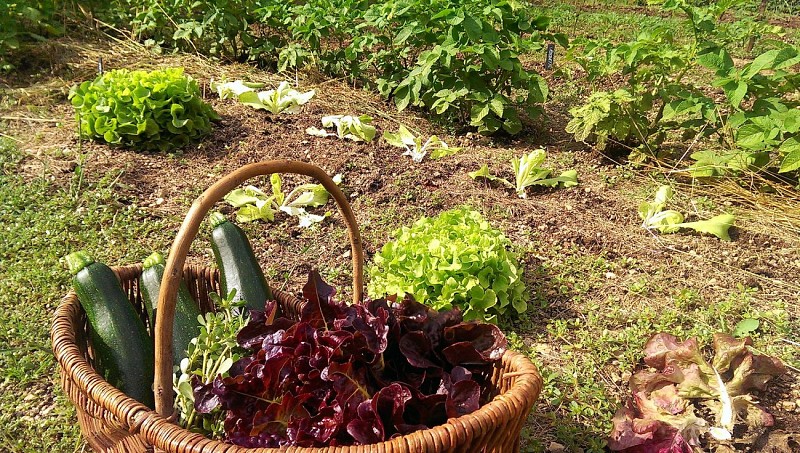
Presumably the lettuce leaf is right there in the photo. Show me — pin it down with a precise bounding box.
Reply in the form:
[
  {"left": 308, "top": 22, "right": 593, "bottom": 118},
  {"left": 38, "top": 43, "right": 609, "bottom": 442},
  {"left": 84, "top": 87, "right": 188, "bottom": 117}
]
[
  {"left": 675, "top": 214, "right": 735, "bottom": 241},
  {"left": 196, "top": 271, "right": 506, "bottom": 447},
  {"left": 470, "top": 149, "right": 578, "bottom": 198},
  {"left": 383, "top": 125, "right": 462, "bottom": 162},
  {"left": 308, "top": 115, "right": 376, "bottom": 142},
  {"left": 69, "top": 67, "right": 219, "bottom": 152},
  {"left": 609, "top": 333, "right": 786, "bottom": 451},
  {"left": 211, "top": 79, "right": 264, "bottom": 99},
  {"left": 223, "top": 174, "right": 342, "bottom": 227},
  {"left": 367, "top": 207, "right": 527, "bottom": 322},
  {"left": 639, "top": 186, "right": 735, "bottom": 240},
  {"left": 235, "top": 81, "right": 314, "bottom": 114}
]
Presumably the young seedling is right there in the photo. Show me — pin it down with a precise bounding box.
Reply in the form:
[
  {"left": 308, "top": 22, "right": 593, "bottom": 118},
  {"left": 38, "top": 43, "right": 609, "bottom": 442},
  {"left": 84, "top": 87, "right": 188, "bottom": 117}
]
[
  {"left": 639, "top": 185, "right": 735, "bottom": 240},
  {"left": 306, "top": 115, "right": 376, "bottom": 142},
  {"left": 212, "top": 80, "right": 315, "bottom": 114},
  {"left": 469, "top": 148, "right": 578, "bottom": 198},
  {"left": 383, "top": 124, "right": 461, "bottom": 162},
  {"left": 224, "top": 174, "right": 342, "bottom": 227},
  {"left": 211, "top": 80, "right": 265, "bottom": 99}
]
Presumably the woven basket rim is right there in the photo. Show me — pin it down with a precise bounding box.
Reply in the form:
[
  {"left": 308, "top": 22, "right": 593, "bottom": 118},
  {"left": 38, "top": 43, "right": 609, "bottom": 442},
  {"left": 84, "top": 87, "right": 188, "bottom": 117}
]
[{"left": 52, "top": 263, "right": 543, "bottom": 452}]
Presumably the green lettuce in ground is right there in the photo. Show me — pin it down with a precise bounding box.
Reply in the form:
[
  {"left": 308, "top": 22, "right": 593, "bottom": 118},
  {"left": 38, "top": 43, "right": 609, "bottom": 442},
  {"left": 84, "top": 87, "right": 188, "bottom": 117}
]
[
  {"left": 367, "top": 207, "right": 528, "bottom": 323},
  {"left": 69, "top": 67, "right": 219, "bottom": 152}
]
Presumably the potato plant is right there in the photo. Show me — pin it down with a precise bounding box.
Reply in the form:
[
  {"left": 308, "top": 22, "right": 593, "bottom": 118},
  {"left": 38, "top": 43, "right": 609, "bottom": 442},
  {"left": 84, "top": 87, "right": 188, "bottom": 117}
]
[
  {"left": 0, "top": 0, "right": 61, "bottom": 70},
  {"left": 91, "top": 0, "right": 557, "bottom": 135},
  {"left": 567, "top": 0, "right": 800, "bottom": 175}
]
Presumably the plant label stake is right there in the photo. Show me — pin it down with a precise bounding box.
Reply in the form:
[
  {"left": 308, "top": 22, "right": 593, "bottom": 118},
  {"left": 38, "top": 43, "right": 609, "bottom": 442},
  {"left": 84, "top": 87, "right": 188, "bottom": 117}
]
[{"left": 545, "top": 43, "right": 555, "bottom": 70}]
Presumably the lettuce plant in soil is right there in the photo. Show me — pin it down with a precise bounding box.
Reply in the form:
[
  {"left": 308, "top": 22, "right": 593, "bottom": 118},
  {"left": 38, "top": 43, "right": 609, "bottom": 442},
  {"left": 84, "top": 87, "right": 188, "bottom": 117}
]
[
  {"left": 306, "top": 115, "right": 377, "bottom": 142},
  {"left": 383, "top": 124, "right": 461, "bottom": 163},
  {"left": 69, "top": 67, "right": 219, "bottom": 152},
  {"left": 469, "top": 148, "right": 578, "bottom": 198},
  {"left": 639, "top": 185, "right": 735, "bottom": 241},
  {"left": 212, "top": 80, "right": 315, "bottom": 114},
  {"left": 223, "top": 173, "right": 342, "bottom": 227},
  {"left": 608, "top": 333, "right": 786, "bottom": 452},
  {"left": 192, "top": 270, "right": 507, "bottom": 447},
  {"left": 367, "top": 207, "right": 528, "bottom": 323}
]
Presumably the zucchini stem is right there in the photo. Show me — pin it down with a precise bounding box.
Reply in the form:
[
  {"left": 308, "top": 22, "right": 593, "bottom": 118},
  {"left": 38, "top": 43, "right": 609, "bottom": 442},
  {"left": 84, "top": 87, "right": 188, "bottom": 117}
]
[{"left": 65, "top": 251, "right": 95, "bottom": 275}]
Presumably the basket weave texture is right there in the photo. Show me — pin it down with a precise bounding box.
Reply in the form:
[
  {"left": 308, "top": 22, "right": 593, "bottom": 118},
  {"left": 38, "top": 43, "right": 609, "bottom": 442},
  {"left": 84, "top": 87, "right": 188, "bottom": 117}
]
[{"left": 51, "top": 160, "right": 543, "bottom": 453}]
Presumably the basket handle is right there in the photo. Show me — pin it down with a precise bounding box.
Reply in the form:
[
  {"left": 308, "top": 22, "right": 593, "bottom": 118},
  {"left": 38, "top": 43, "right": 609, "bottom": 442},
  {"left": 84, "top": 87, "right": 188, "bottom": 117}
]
[{"left": 153, "top": 160, "right": 364, "bottom": 417}]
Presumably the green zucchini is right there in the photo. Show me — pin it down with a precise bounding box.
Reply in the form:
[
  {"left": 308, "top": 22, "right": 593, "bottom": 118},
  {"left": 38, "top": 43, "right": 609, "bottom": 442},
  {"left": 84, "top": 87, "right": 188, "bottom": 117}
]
[
  {"left": 65, "top": 251, "right": 154, "bottom": 408},
  {"left": 209, "top": 212, "right": 272, "bottom": 312},
  {"left": 139, "top": 252, "right": 202, "bottom": 369}
]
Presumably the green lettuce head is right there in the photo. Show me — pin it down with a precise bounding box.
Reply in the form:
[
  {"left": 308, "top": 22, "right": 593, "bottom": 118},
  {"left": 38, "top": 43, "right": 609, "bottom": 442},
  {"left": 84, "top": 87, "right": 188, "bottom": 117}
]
[
  {"left": 69, "top": 67, "right": 220, "bottom": 152},
  {"left": 367, "top": 207, "right": 528, "bottom": 323}
]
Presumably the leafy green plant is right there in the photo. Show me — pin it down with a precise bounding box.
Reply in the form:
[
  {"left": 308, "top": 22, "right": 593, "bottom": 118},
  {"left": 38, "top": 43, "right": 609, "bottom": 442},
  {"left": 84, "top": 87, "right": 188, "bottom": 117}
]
[
  {"left": 0, "top": 0, "right": 61, "bottom": 70},
  {"left": 372, "top": 1, "right": 555, "bottom": 135},
  {"left": 223, "top": 173, "right": 342, "bottom": 227},
  {"left": 565, "top": 89, "right": 642, "bottom": 151},
  {"left": 687, "top": 149, "right": 770, "bottom": 178},
  {"left": 306, "top": 115, "right": 376, "bottom": 142},
  {"left": 106, "top": 0, "right": 554, "bottom": 134},
  {"left": 639, "top": 185, "right": 735, "bottom": 240},
  {"left": 732, "top": 318, "right": 759, "bottom": 338},
  {"left": 608, "top": 333, "right": 785, "bottom": 451},
  {"left": 212, "top": 80, "right": 266, "bottom": 99},
  {"left": 566, "top": 23, "right": 697, "bottom": 151},
  {"left": 367, "top": 207, "right": 528, "bottom": 323},
  {"left": 69, "top": 67, "right": 220, "bottom": 152},
  {"left": 469, "top": 149, "right": 578, "bottom": 198},
  {"left": 694, "top": 46, "right": 800, "bottom": 173},
  {"left": 109, "top": 0, "right": 263, "bottom": 60},
  {"left": 213, "top": 80, "right": 315, "bottom": 114},
  {"left": 567, "top": 0, "right": 800, "bottom": 176},
  {"left": 175, "top": 290, "right": 248, "bottom": 438},
  {"left": 383, "top": 125, "right": 461, "bottom": 163}
]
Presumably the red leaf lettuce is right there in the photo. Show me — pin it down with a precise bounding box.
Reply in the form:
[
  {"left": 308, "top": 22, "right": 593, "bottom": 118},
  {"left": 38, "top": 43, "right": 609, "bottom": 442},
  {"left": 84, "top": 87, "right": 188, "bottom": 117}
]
[
  {"left": 608, "top": 333, "right": 786, "bottom": 452},
  {"left": 193, "top": 270, "right": 508, "bottom": 447}
]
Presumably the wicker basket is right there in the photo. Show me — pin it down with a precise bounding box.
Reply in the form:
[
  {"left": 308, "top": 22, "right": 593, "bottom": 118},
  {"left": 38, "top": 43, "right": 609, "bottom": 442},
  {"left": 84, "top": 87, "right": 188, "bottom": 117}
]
[{"left": 52, "top": 160, "right": 543, "bottom": 452}]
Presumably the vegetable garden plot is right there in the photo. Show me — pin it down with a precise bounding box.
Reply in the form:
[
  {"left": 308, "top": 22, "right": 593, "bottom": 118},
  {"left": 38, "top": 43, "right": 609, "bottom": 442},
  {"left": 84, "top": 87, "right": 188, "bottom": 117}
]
[{"left": 2, "top": 1, "right": 798, "bottom": 448}]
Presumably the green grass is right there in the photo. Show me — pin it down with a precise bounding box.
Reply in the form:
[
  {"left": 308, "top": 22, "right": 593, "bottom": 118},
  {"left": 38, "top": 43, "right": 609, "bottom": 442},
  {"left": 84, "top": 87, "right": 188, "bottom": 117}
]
[
  {"left": 503, "top": 236, "right": 797, "bottom": 451},
  {"left": 529, "top": 2, "right": 685, "bottom": 43},
  {"left": 530, "top": 0, "right": 796, "bottom": 62},
  {"left": 0, "top": 138, "right": 174, "bottom": 451}
]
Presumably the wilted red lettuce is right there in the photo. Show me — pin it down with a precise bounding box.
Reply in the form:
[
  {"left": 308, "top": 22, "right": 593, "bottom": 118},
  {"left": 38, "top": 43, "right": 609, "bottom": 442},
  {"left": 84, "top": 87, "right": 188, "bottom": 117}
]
[
  {"left": 194, "top": 270, "right": 507, "bottom": 447},
  {"left": 608, "top": 333, "right": 786, "bottom": 452}
]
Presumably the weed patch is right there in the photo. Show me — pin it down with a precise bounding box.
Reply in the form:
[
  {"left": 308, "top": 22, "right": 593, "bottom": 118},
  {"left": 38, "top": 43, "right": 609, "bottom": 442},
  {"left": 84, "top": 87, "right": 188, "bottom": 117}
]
[{"left": 0, "top": 138, "right": 174, "bottom": 450}]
